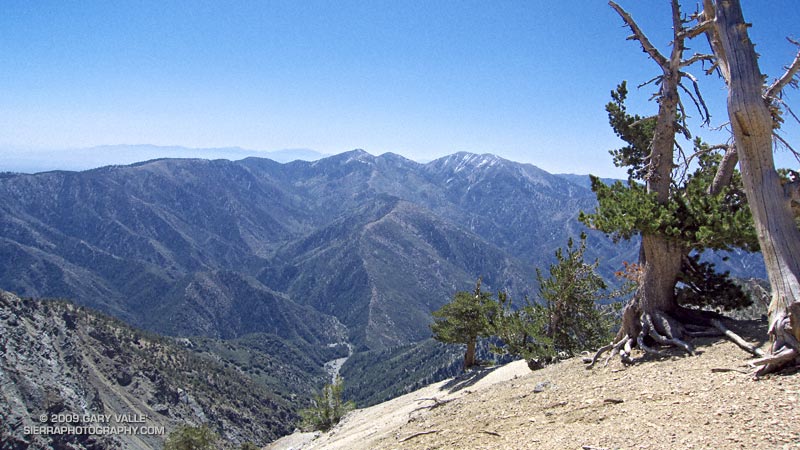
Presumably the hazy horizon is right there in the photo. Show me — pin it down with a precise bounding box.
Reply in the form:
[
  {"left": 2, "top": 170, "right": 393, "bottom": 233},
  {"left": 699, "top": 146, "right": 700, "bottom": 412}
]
[
  {"left": 2, "top": 2, "right": 798, "bottom": 176},
  {"left": 1, "top": 144, "right": 607, "bottom": 176}
]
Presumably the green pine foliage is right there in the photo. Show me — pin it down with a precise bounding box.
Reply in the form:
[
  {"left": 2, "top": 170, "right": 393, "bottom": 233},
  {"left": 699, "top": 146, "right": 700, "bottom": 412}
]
[
  {"left": 299, "top": 376, "right": 355, "bottom": 432},
  {"left": 164, "top": 424, "right": 219, "bottom": 450},
  {"left": 493, "top": 234, "right": 618, "bottom": 369},
  {"left": 535, "top": 233, "right": 618, "bottom": 355},
  {"left": 606, "top": 81, "right": 656, "bottom": 181},
  {"left": 676, "top": 254, "right": 751, "bottom": 311},
  {"left": 579, "top": 82, "right": 756, "bottom": 310},
  {"left": 491, "top": 292, "right": 551, "bottom": 369},
  {"left": 429, "top": 280, "right": 500, "bottom": 368}
]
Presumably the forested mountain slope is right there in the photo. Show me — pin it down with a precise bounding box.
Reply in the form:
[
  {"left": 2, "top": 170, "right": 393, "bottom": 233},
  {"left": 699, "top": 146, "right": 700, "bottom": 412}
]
[{"left": 0, "top": 151, "right": 640, "bottom": 350}]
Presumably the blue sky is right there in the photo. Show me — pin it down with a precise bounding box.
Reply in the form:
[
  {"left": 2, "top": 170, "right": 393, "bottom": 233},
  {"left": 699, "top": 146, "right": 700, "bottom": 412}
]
[{"left": 1, "top": 1, "right": 798, "bottom": 176}]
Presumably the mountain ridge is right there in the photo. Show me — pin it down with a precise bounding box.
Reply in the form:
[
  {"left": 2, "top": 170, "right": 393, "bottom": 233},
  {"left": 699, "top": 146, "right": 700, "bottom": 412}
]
[
  {"left": 0, "top": 145, "right": 330, "bottom": 174},
  {"left": 0, "top": 150, "right": 763, "bottom": 348},
  {"left": 0, "top": 149, "right": 769, "bottom": 446},
  {"left": 0, "top": 151, "right": 599, "bottom": 343}
]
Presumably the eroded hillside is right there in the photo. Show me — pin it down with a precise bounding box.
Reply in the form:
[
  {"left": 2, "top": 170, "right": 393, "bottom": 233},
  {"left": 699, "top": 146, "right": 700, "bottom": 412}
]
[{"left": 0, "top": 290, "right": 297, "bottom": 449}]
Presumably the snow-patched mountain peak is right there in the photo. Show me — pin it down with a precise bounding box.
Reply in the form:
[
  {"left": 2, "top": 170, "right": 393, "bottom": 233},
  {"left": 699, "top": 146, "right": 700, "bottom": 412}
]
[
  {"left": 429, "top": 152, "right": 504, "bottom": 173},
  {"left": 341, "top": 148, "right": 374, "bottom": 164},
  {"left": 424, "top": 152, "right": 564, "bottom": 189},
  {"left": 310, "top": 149, "right": 376, "bottom": 169}
]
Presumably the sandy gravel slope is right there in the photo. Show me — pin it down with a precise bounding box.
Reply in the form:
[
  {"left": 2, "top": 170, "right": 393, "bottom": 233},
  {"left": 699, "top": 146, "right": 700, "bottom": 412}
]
[{"left": 268, "top": 320, "right": 800, "bottom": 450}]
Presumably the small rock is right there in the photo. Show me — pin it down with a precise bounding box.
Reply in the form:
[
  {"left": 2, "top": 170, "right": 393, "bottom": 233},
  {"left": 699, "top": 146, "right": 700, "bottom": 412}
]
[
  {"left": 116, "top": 369, "right": 133, "bottom": 387},
  {"left": 152, "top": 404, "right": 171, "bottom": 416},
  {"left": 534, "top": 381, "right": 552, "bottom": 393}
]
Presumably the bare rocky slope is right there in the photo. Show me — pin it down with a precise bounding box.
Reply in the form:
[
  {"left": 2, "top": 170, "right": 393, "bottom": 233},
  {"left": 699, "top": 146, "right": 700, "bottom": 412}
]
[
  {"left": 0, "top": 290, "right": 295, "bottom": 449},
  {"left": 270, "top": 318, "right": 800, "bottom": 450}
]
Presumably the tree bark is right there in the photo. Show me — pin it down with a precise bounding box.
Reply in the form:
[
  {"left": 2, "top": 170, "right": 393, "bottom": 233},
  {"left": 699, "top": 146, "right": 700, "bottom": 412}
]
[
  {"left": 612, "top": 0, "right": 686, "bottom": 320},
  {"left": 464, "top": 337, "right": 477, "bottom": 369},
  {"left": 709, "top": 145, "right": 738, "bottom": 196},
  {"left": 640, "top": 235, "right": 684, "bottom": 314},
  {"left": 604, "top": 1, "right": 696, "bottom": 358},
  {"left": 714, "top": 0, "right": 800, "bottom": 374}
]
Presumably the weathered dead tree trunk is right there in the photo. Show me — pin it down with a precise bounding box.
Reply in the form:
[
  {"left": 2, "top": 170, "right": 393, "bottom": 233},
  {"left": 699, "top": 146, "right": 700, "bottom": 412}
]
[{"left": 711, "top": 0, "right": 800, "bottom": 375}]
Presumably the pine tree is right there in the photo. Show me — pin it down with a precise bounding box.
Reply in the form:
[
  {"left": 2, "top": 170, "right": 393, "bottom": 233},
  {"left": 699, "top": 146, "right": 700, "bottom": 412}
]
[
  {"left": 493, "top": 234, "right": 618, "bottom": 369},
  {"left": 299, "top": 376, "right": 355, "bottom": 432},
  {"left": 582, "top": 83, "right": 757, "bottom": 257},
  {"left": 583, "top": 83, "right": 757, "bottom": 313},
  {"left": 430, "top": 280, "right": 499, "bottom": 369},
  {"left": 581, "top": 78, "right": 758, "bottom": 364}
]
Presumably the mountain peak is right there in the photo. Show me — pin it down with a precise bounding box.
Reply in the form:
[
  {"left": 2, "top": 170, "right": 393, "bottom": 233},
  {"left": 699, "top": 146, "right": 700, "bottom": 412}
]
[
  {"left": 345, "top": 148, "right": 372, "bottom": 159},
  {"left": 316, "top": 149, "right": 376, "bottom": 166},
  {"left": 428, "top": 152, "right": 505, "bottom": 173}
]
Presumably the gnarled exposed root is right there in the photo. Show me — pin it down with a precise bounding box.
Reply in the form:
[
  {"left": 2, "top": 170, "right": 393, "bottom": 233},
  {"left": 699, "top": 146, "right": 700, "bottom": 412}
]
[
  {"left": 584, "top": 334, "right": 630, "bottom": 369},
  {"left": 647, "top": 312, "right": 694, "bottom": 355},
  {"left": 710, "top": 319, "right": 763, "bottom": 357},
  {"left": 636, "top": 316, "right": 666, "bottom": 356},
  {"left": 586, "top": 300, "right": 763, "bottom": 369},
  {"left": 752, "top": 314, "right": 800, "bottom": 376}
]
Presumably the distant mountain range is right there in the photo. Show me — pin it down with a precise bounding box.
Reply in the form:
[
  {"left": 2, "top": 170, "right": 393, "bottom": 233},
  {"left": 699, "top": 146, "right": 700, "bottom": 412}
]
[
  {"left": 0, "top": 144, "right": 328, "bottom": 173},
  {"left": 0, "top": 150, "right": 634, "bottom": 349},
  {"left": 0, "top": 149, "right": 767, "bottom": 445},
  {"left": 0, "top": 150, "right": 766, "bottom": 346}
]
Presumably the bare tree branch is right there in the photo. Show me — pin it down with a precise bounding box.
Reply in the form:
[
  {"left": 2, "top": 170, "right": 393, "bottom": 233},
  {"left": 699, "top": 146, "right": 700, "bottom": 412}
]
[
  {"left": 773, "top": 133, "right": 800, "bottom": 163},
  {"left": 709, "top": 144, "right": 738, "bottom": 195},
  {"left": 399, "top": 430, "right": 440, "bottom": 442},
  {"left": 700, "top": 0, "right": 731, "bottom": 83},
  {"left": 678, "top": 71, "right": 711, "bottom": 125},
  {"left": 683, "top": 19, "right": 713, "bottom": 40},
  {"left": 681, "top": 53, "right": 715, "bottom": 69},
  {"left": 609, "top": 1, "right": 668, "bottom": 69},
  {"left": 637, "top": 75, "right": 662, "bottom": 90},
  {"left": 668, "top": 0, "right": 686, "bottom": 65},
  {"left": 775, "top": 97, "right": 800, "bottom": 125},
  {"left": 685, "top": 143, "right": 729, "bottom": 169},
  {"left": 765, "top": 39, "right": 800, "bottom": 99}
]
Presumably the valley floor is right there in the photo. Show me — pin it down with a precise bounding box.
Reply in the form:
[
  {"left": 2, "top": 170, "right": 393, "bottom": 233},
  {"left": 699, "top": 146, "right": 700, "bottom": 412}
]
[{"left": 268, "top": 319, "right": 800, "bottom": 450}]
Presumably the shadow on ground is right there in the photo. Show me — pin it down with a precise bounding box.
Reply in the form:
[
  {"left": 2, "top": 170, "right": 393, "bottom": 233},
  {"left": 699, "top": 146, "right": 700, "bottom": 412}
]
[{"left": 440, "top": 365, "right": 501, "bottom": 394}]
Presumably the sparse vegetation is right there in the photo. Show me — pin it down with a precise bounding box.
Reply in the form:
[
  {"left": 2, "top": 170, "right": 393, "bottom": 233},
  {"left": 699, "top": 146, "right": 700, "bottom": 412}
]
[
  {"left": 299, "top": 376, "right": 355, "bottom": 432},
  {"left": 341, "top": 339, "right": 464, "bottom": 407},
  {"left": 163, "top": 424, "right": 219, "bottom": 450}
]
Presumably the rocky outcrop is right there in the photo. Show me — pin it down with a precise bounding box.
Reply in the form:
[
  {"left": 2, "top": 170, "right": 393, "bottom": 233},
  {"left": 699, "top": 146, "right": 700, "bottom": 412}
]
[{"left": 0, "top": 290, "right": 294, "bottom": 449}]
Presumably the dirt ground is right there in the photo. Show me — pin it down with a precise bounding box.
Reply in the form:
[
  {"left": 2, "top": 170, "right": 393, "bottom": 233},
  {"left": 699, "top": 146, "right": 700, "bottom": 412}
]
[{"left": 268, "top": 319, "right": 800, "bottom": 450}]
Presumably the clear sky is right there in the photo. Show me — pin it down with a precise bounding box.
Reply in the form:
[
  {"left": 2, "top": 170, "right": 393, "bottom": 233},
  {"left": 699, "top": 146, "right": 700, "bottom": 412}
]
[{"left": 1, "top": 1, "right": 798, "bottom": 177}]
